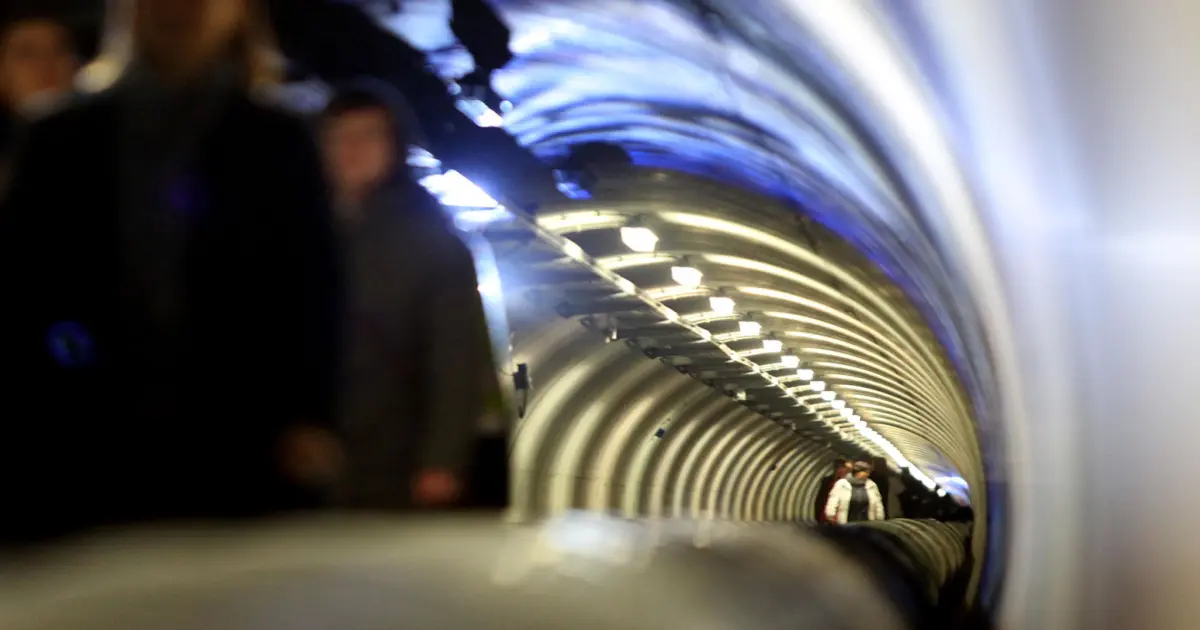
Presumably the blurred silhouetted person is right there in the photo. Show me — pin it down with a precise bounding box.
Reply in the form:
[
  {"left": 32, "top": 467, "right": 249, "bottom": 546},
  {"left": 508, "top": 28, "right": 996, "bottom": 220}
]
[
  {"left": 319, "top": 80, "right": 492, "bottom": 510},
  {"left": 0, "top": 13, "right": 79, "bottom": 187},
  {"left": 0, "top": 0, "right": 342, "bottom": 545},
  {"left": 825, "top": 461, "right": 885, "bottom": 524},
  {"left": 868, "top": 455, "right": 890, "bottom": 519},
  {"left": 814, "top": 458, "right": 850, "bottom": 523}
]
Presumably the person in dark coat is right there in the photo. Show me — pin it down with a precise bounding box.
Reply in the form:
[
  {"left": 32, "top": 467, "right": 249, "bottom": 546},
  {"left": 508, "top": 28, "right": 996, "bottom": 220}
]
[
  {"left": 868, "top": 456, "right": 891, "bottom": 519},
  {"left": 318, "top": 80, "right": 494, "bottom": 510},
  {"left": 0, "top": 13, "right": 79, "bottom": 190},
  {"left": 0, "top": 0, "right": 342, "bottom": 545}
]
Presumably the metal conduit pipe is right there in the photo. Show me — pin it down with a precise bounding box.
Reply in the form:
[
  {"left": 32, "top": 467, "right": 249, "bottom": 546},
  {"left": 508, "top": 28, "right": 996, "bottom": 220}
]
[{"left": 1, "top": 517, "right": 979, "bottom": 630}]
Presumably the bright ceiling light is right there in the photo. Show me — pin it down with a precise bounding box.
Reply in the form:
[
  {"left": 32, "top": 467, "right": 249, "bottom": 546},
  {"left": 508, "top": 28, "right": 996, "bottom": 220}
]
[
  {"left": 739, "top": 320, "right": 762, "bottom": 335},
  {"left": 796, "top": 368, "right": 814, "bottom": 381},
  {"left": 477, "top": 276, "right": 502, "bottom": 298},
  {"left": 671, "top": 265, "right": 703, "bottom": 288},
  {"left": 839, "top": 409, "right": 853, "bottom": 419},
  {"left": 454, "top": 97, "right": 505, "bottom": 128},
  {"left": 709, "top": 295, "right": 736, "bottom": 315},
  {"left": 734, "top": 390, "right": 747, "bottom": 401},
  {"left": 452, "top": 207, "right": 513, "bottom": 229},
  {"left": 620, "top": 226, "right": 659, "bottom": 253},
  {"left": 562, "top": 241, "right": 585, "bottom": 261},
  {"left": 419, "top": 170, "right": 499, "bottom": 208},
  {"left": 762, "top": 338, "right": 783, "bottom": 353},
  {"left": 821, "top": 391, "right": 837, "bottom": 402},
  {"left": 830, "top": 399, "right": 845, "bottom": 409},
  {"left": 809, "top": 380, "right": 826, "bottom": 392},
  {"left": 780, "top": 354, "right": 800, "bottom": 368}
]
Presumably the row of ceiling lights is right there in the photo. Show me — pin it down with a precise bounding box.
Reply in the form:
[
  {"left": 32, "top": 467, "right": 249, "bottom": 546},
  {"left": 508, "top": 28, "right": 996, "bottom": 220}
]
[{"left": 616, "top": 223, "right": 940, "bottom": 489}]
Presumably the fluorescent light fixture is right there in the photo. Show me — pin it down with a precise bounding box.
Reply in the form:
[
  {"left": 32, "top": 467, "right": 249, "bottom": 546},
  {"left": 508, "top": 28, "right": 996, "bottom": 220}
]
[
  {"left": 620, "top": 226, "right": 659, "bottom": 252},
  {"left": 796, "top": 368, "right": 814, "bottom": 381},
  {"left": 762, "top": 338, "right": 783, "bottom": 353},
  {"left": 709, "top": 295, "right": 736, "bottom": 315},
  {"left": 419, "top": 170, "right": 499, "bottom": 208},
  {"left": 477, "top": 276, "right": 502, "bottom": 298},
  {"left": 615, "top": 278, "right": 636, "bottom": 295},
  {"left": 406, "top": 146, "right": 442, "bottom": 169},
  {"left": 562, "top": 241, "right": 586, "bottom": 261},
  {"left": 739, "top": 320, "right": 762, "bottom": 335},
  {"left": 780, "top": 354, "right": 800, "bottom": 368},
  {"left": 830, "top": 399, "right": 845, "bottom": 409},
  {"left": 810, "top": 380, "right": 826, "bottom": 392},
  {"left": 671, "top": 265, "right": 703, "bottom": 288},
  {"left": 734, "top": 390, "right": 747, "bottom": 401},
  {"left": 840, "top": 408, "right": 853, "bottom": 418},
  {"left": 455, "top": 98, "right": 505, "bottom": 128},
  {"left": 821, "top": 391, "right": 837, "bottom": 402},
  {"left": 452, "top": 207, "right": 513, "bottom": 229}
]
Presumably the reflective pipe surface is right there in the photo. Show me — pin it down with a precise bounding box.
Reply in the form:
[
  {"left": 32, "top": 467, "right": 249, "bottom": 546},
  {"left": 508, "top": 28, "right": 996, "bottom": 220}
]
[{"left": 1, "top": 516, "right": 972, "bottom": 630}]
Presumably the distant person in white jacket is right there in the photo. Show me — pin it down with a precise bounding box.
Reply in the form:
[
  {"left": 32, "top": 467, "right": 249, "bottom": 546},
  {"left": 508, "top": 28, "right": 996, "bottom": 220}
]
[{"left": 824, "top": 461, "right": 885, "bottom": 524}]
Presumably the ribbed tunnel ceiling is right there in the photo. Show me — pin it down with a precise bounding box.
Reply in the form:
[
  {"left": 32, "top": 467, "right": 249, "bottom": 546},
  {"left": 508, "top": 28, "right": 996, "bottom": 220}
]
[
  {"left": 465, "top": 165, "right": 977, "bottom": 519},
  {"left": 380, "top": 0, "right": 989, "bottom": 505}
]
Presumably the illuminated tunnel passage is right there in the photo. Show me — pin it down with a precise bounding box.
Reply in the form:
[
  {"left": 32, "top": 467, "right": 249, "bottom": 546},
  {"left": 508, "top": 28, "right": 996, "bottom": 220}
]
[
  {"left": 450, "top": 167, "right": 978, "bottom": 524},
  {"left": 254, "top": 0, "right": 984, "bottom": 532}
]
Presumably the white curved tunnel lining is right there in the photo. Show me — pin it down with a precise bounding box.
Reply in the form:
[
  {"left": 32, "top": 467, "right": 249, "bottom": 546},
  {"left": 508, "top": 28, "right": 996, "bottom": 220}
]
[
  {"left": 418, "top": 175, "right": 977, "bottom": 529},
  {"left": 415, "top": 74, "right": 979, "bottom": 516},
  {"left": 511, "top": 321, "right": 835, "bottom": 520},
  {"left": 427, "top": 169, "right": 977, "bottom": 517},
  {"left": 533, "top": 207, "right": 974, "bottom": 488}
]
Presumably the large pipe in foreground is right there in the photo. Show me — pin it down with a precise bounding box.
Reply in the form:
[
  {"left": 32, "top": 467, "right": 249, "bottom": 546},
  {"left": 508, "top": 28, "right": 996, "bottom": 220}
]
[{"left": 1, "top": 516, "right": 977, "bottom": 630}]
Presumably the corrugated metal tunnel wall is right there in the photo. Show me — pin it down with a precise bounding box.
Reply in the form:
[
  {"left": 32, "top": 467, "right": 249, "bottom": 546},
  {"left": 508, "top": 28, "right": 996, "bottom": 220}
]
[
  {"left": 485, "top": 168, "right": 981, "bottom": 531},
  {"left": 509, "top": 316, "right": 837, "bottom": 521}
]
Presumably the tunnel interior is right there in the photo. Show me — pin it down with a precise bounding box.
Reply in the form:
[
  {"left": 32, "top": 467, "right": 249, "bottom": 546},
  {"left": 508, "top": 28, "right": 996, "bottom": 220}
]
[
  {"left": 380, "top": 0, "right": 991, "bottom": 566},
  {"left": 379, "top": 0, "right": 997, "bottom": 615},
  {"left": 6, "top": 0, "right": 1003, "bottom": 625}
]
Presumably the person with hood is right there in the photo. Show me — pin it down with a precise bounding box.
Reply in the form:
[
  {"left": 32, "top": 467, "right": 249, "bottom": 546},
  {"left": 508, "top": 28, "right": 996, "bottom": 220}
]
[
  {"left": 824, "top": 461, "right": 886, "bottom": 524},
  {"left": 0, "top": 0, "right": 342, "bottom": 545},
  {"left": 318, "top": 80, "right": 494, "bottom": 510}
]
